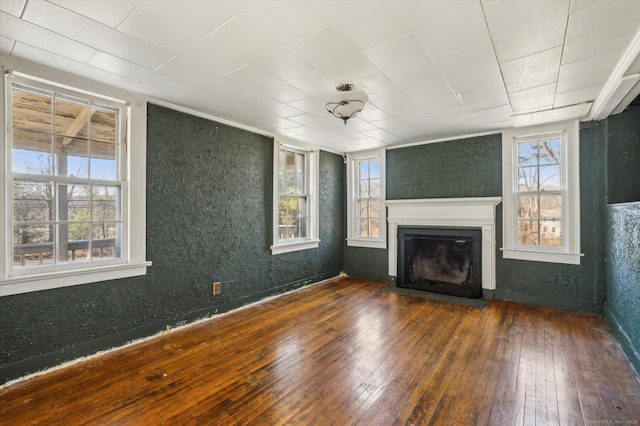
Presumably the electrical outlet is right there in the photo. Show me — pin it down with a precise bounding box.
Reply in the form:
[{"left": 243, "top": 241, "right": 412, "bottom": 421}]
[{"left": 213, "top": 281, "right": 221, "bottom": 296}]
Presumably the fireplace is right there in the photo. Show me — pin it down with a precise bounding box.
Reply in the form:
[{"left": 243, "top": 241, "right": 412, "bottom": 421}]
[
  {"left": 386, "top": 197, "right": 502, "bottom": 293},
  {"left": 397, "top": 227, "right": 482, "bottom": 298}
]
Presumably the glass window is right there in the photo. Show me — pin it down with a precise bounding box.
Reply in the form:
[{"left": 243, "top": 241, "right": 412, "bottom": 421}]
[
  {"left": 1, "top": 69, "right": 149, "bottom": 296},
  {"left": 347, "top": 149, "right": 386, "bottom": 249},
  {"left": 502, "top": 120, "right": 581, "bottom": 265},
  {"left": 271, "top": 142, "right": 319, "bottom": 254}
]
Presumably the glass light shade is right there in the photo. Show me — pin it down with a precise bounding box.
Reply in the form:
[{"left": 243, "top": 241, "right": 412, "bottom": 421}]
[{"left": 323, "top": 84, "right": 369, "bottom": 124}]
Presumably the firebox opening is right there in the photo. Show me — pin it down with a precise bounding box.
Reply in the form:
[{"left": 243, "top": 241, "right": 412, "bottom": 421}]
[{"left": 397, "top": 227, "right": 482, "bottom": 298}]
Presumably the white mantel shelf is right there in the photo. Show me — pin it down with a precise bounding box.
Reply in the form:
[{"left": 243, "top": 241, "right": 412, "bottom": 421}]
[{"left": 386, "top": 197, "right": 502, "bottom": 290}]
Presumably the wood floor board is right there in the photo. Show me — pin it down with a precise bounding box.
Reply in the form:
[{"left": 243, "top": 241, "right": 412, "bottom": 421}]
[{"left": 1, "top": 277, "right": 639, "bottom": 425}]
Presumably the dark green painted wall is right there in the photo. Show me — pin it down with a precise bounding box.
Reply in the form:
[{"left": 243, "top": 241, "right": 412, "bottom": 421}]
[
  {"left": 607, "top": 106, "right": 640, "bottom": 204},
  {"left": 603, "top": 104, "right": 640, "bottom": 373},
  {"left": 349, "top": 130, "right": 606, "bottom": 313},
  {"left": 0, "top": 104, "right": 345, "bottom": 383}
]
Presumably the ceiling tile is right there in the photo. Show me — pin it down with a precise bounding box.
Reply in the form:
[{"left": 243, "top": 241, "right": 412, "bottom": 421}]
[
  {"left": 501, "top": 47, "right": 562, "bottom": 93},
  {"left": 460, "top": 83, "right": 510, "bottom": 112},
  {"left": 288, "top": 113, "right": 343, "bottom": 131},
  {"left": 511, "top": 102, "right": 592, "bottom": 127},
  {"left": 0, "top": 11, "right": 97, "bottom": 63},
  {"left": 287, "top": 97, "right": 329, "bottom": 118},
  {"left": 306, "top": 1, "right": 411, "bottom": 52},
  {"left": 509, "top": 83, "right": 556, "bottom": 114},
  {"left": 563, "top": 0, "right": 640, "bottom": 64},
  {"left": 10, "top": 42, "right": 136, "bottom": 89},
  {"left": 408, "top": 79, "right": 463, "bottom": 112},
  {"left": 483, "top": 0, "right": 570, "bottom": 62},
  {"left": 363, "top": 76, "right": 413, "bottom": 111},
  {"left": 435, "top": 42, "right": 503, "bottom": 94},
  {"left": 287, "top": 71, "right": 340, "bottom": 101},
  {"left": 22, "top": 0, "right": 173, "bottom": 70},
  {"left": 394, "top": 0, "right": 490, "bottom": 58},
  {"left": 355, "top": 104, "right": 394, "bottom": 122},
  {"left": 473, "top": 104, "right": 513, "bottom": 125},
  {"left": 87, "top": 52, "right": 196, "bottom": 96},
  {"left": 0, "top": 34, "right": 14, "bottom": 53},
  {"left": 556, "top": 49, "right": 623, "bottom": 93},
  {"left": 0, "top": 0, "right": 25, "bottom": 17},
  {"left": 569, "top": 0, "right": 608, "bottom": 15},
  {"left": 363, "top": 35, "right": 441, "bottom": 90},
  {"left": 250, "top": 47, "right": 316, "bottom": 83},
  {"left": 232, "top": 93, "right": 304, "bottom": 119},
  {"left": 48, "top": 0, "right": 136, "bottom": 28},
  {"left": 554, "top": 84, "right": 603, "bottom": 108},
  {"left": 220, "top": 65, "right": 307, "bottom": 104},
  {"left": 361, "top": 128, "right": 405, "bottom": 144},
  {"left": 286, "top": 27, "right": 379, "bottom": 85}
]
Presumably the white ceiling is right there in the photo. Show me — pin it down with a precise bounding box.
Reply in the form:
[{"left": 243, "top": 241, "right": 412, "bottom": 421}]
[{"left": 1, "top": 0, "right": 640, "bottom": 153}]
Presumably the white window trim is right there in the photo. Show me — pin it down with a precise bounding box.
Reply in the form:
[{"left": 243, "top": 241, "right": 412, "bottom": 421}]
[
  {"left": 0, "top": 63, "right": 150, "bottom": 297},
  {"left": 346, "top": 148, "right": 387, "bottom": 249},
  {"left": 270, "top": 140, "right": 320, "bottom": 255},
  {"left": 502, "top": 119, "right": 582, "bottom": 265}
]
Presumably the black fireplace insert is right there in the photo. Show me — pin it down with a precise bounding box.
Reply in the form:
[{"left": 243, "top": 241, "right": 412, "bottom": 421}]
[{"left": 397, "top": 226, "right": 482, "bottom": 298}]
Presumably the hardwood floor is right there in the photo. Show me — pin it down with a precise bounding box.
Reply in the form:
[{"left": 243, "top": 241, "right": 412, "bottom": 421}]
[{"left": 1, "top": 277, "right": 639, "bottom": 425}]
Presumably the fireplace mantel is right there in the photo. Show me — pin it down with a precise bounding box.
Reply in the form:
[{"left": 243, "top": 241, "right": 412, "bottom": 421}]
[{"left": 386, "top": 197, "right": 502, "bottom": 290}]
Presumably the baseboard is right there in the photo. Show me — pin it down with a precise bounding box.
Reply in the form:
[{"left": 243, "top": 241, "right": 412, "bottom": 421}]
[
  {"left": 0, "top": 272, "right": 340, "bottom": 386},
  {"left": 604, "top": 305, "right": 640, "bottom": 375}
]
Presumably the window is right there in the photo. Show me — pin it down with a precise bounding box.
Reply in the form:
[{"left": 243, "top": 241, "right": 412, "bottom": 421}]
[
  {"left": 347, "top": 148, "right": 386, "bottom": 249},
  {"left": 271, "top": 141, "right": 319, "bottom": 254},
  {"left": 1, "top": 67, "right": 150, "bottom": 296},
  {"left": 502, "top": 120, "right": 582, "bottom": 264}
]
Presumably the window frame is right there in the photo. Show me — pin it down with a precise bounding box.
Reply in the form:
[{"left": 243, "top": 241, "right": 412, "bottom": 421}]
[
  {"left": 346, "top": 148, "right": 386, "bottom": 249},
  {"left": 270, "top": 140, "right": 320, "bottom": 255},
  {"left": 0, "top": 65, "right": 150, "bottom": 296},
  {"left": 502, "top": 119, "right": 582, "bottom": 265}
]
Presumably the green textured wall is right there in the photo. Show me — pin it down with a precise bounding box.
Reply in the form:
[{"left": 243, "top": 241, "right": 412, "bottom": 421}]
[
  {"left": 603, "top": 104, "right": 640, "bottom": 373},
  {"left": 0, "top": 104, "right": 345, "bottom": 383},
  {"left": 349, "top": 130, "right": 606, "bottom": 313},
  {"left": 607, "top": 106, "right": 640, "bottom": 204}
]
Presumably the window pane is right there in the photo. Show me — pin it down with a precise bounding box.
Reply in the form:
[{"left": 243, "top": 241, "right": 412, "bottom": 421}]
[
  {"left": 370, "top": 179, "right": 381, "bottom": 198},
  {"left": 12, "top": 85, "right": 52, "bottom": 132},
  {"left": 369, "top": 218, "right": 380, "bottom": 238},
  {"left": 359, "top": 161, "right": 369, "bottom": 179},
  {"left": 63, "top": 220, "right": 89, "bottom": 263},
  {"left": 92, "top": 223, "right": 119, "bottom": 258},
  {"left": 13, "top": 224, "right": 54, "bottom": 267},
  {"left": 55, "top": 95, "right": 89, "bottom": 139},
  {"left": 518, "top": 167, "right": 538, "bottom": 192},
  {"left": 359, "top": 180, "right": 370, "bottom": 198},
  {"left": 278, "top": 171, "right": 285, "bottom": 193},
  {"left": 539, "top": 165, "right": 560, "bottom": 191},
  {"left": 369, "top": 160, "right": 380, "bottom": 179},
  {"left": 285, "top": 171, "right": 296, "bottom": 194},
  {"left": 296, "top": 173, "right": 304, "bottom": 195},
  {"left": 285, "top": 151, "right": 295, "bottom": 171},
  {"left": 54, "top": 136, "right": 89, "bottom": 178},
  {"left": 540, "top": 220, "right": 562, "bottom": 247},
  {"left": 92, "top": 185, "right": 119, "bottom": 222},
  {"left": 298, "top": 218, "right": 308, "bottom": 238},
  {"left": 12, "top": 130, "right": 52, "bottom": 175},
  {"left": 539, "top": 138, "right": 561, "bottom": 165},
  {"left": 517, "top": 220, "right": 539, "bottom": 246},
  {"left": 295, "top": 153, "right": 304, "bottom": 173},
  {"left": 359, "top": 218, "right": 369, "bottom": 237},
  {"left": 278, "top": 196, "right": 288, "bottom": 223},
  {"left": 278, "top": 149, "right": 285, "bottom": 170},
  {"left": 540, "top": 193, "right": 562, "bottom": 220},
  {"left": 518, "top": 142, "right": 538, "bottom": 167},
  {"left": 91, "top": 106, "right": 117, "bottom": 143},
  {"left": 359, "top": 200, "right": 369, "bottom": 218},
  {"left": 66, "top": 184, "right": 90, "bottom": 222},
  {"left": 517, "top": 196, "right": 538, "bottom": 219},
  {"left": 90, "top": 142, "right": 117, "bottom": 180},
  {"left": 13, "top": 181, "right": 54, "bottom": 224},
  {"left": 369, "top": 200, "right": 380, "bottom": 218}
]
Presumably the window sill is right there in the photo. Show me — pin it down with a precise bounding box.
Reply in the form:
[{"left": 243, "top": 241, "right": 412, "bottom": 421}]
[
  {"left": 501, "top": 248, "right": 583, "bottom": 265},
  {"left": 347, "top": 238, "right": 387, "bottom": 249},
  {"left": 0, "top": 261, "right": 152, "bottom": 297},
  {"left": 271, "top": 239, "right": 320, "bottom": 255}
]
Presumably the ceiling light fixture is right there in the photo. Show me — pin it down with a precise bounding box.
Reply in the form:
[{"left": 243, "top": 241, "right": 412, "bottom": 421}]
[{"left": 323, "top": 83, "right": 368, "bottom": 125}]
